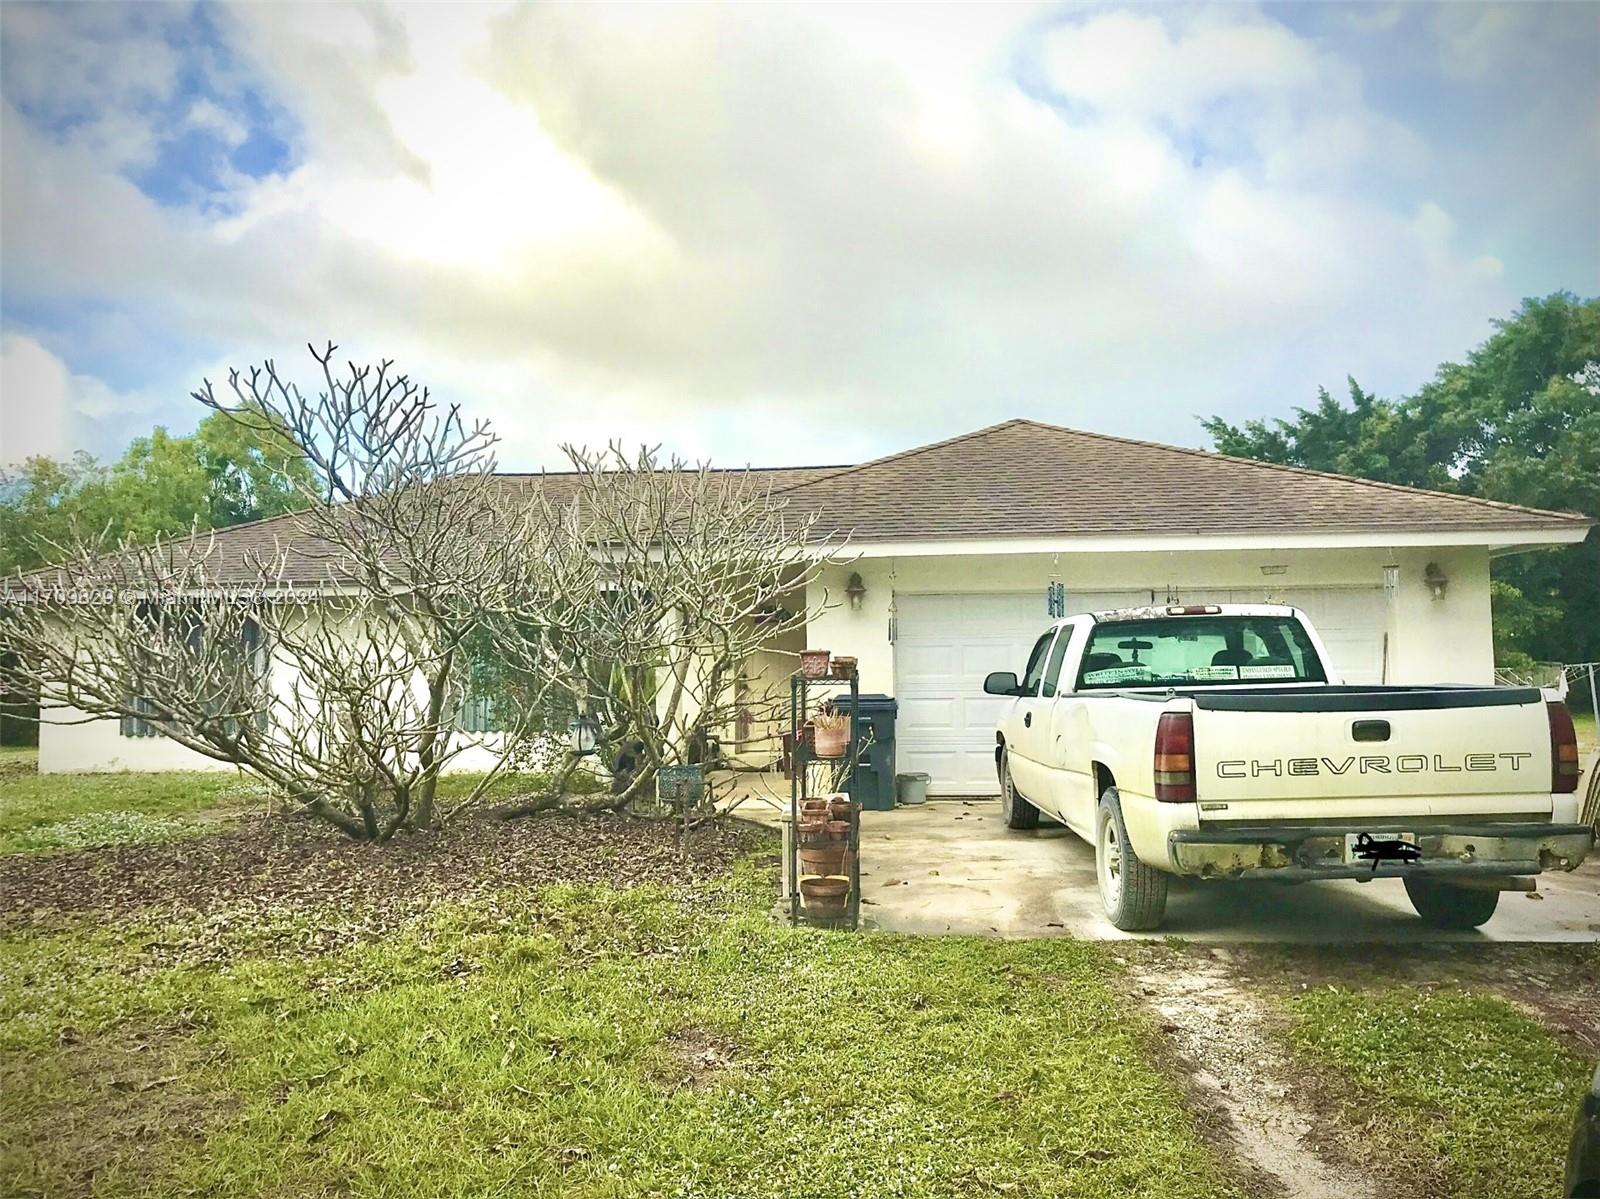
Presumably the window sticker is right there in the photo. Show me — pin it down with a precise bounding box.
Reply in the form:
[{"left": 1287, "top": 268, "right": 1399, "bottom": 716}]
[
  {"left": 1083, "top": 666, "right": 1151, "bottom": 685},
  {"left": 1239, "top": 664, "right": 1296, "bottom": 680},
  {"left": 1189, "top": 665, "right": 1241, "bottom": 681}
]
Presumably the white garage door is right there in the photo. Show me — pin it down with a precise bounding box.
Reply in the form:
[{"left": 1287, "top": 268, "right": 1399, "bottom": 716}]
[
  {"left": 893, "top": 590, "right": 1148, "bottom": 796},
  {"left": 892, "top": 586, "right": 1388, "bottom": 796}
]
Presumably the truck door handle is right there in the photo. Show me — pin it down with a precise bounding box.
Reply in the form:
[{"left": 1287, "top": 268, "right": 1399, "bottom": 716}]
[{"left": 1024, "top": 712, "right": 1032, "bottom": 728}]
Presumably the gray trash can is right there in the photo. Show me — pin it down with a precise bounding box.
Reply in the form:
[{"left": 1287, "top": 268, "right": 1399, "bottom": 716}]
[{"left": 896, "top": 772, "right": 930, "bottom": 805}]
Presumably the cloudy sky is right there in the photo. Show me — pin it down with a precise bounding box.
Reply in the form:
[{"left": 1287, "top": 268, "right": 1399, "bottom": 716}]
[{"left": 1, "top": 2, "right": 1595, "bottom": 472}]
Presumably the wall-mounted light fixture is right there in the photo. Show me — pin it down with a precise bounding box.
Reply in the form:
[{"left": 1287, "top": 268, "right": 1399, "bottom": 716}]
[
  {"left": 845, "top": 571, "right": 867, "bottom": 611},
  {"left": 1259, "top": 564, "right": 1288, "bottom": 576},
  {"left": 1423, "top": 562, "right": 1448, "bottom": 601}
]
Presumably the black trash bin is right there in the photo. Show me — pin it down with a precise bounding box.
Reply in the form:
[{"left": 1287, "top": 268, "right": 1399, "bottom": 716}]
[{"left": 834, "top": 692, "right": 897, "bottom": 810}]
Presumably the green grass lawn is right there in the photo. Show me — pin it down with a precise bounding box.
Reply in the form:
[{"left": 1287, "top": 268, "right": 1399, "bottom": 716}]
[
  {"left": 0, "top": 766, "right": 563, "bottom": 856},
  {"left": 1574, "top": 708, "right": 1597, "bottom": 753},
  {"left": 0, "top": 768, "right": 269, "bottom": 855},
  {"left": 0, "top": 862, "right": 1247, "bottom": 1199},
  {"left": 1287, "top": 985, "right": 1591, "bottom": 1199}
]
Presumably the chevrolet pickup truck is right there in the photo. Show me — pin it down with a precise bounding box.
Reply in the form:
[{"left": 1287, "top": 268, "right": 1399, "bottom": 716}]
[{"left": 984, "top": 604, "right": 1593, "bottom": 931}]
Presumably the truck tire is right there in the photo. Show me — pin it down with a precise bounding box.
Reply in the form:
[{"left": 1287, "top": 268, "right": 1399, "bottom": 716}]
[
  {"left": 1403, "top": 877, "right": 1500, "bottom": 930},
  {"left": 1096, "top": 787, "right": 1169, "bottom": 931},
  {"left": 1000, "top": 750, "right": 1039, "bottom": 830}
]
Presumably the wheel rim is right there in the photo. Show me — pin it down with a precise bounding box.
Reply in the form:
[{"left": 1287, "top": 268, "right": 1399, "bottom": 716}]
[
  {"left": 1099, "top": 813, "right": 1122, "bottom": 909},
  {"left": 1001, "top": 759, "right": 1014, "bottom": 820}
]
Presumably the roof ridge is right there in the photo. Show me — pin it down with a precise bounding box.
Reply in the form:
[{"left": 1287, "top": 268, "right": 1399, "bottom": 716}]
[
  {"left": 493, "top": 463, "right": 847, "bottom": 479},
  {"left": 1006, "top": 418, "right": 1592, "bottom": 525},
  {"left": 767, "top": 419, "right": 1028, "bottom": 497}
]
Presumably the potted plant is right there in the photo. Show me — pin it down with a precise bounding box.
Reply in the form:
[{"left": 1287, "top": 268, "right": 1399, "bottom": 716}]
[{"left": 811, "top": 709, "right": 851, "bottom": 758}]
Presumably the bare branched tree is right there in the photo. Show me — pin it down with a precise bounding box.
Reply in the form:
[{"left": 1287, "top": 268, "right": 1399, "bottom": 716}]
[
  {"left": 496, "top": 443, "right": 844, "bottom": 818},
  {"left": 1, "top": 345, "right": 561, "bottom": 841},
  {"left": 2, "top": 346, "right": 847, "bottom": 838}
]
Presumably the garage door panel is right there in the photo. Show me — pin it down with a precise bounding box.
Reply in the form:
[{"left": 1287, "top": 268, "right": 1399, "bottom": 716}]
[{"left": 899, "top": 697, "right": 957, "bottom": 730}]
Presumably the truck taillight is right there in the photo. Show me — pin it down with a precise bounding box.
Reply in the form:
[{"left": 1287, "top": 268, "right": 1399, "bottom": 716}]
[
  {"left": 1548, "top": 701, "right": 1580, "bottom": 794},
  {"left": 1154, "top": 711, "right": 1196, "bottom": 802}
]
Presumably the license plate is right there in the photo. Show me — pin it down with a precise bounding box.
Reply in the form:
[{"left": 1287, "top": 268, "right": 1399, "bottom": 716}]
[{"left": 1344, "top": 831, "right": 1418, "bottom": 865}]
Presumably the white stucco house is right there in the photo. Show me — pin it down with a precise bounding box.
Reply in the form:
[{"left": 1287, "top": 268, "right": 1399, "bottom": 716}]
[{"left": 32, "top": 419, "right": 1594, "bottom": 794}]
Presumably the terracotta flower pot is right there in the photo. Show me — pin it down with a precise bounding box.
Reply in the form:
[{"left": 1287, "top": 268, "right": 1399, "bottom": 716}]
[
  {"left": 831, "top": 656, "right": 858, "bottom": 679},
  {"left": 799, "top": 846, "right": 846, "bottom": 878},
  {"left": 826, "top": 819, "right": 851, "bottom": 842},
  {"left": 800, "top": 650, "right": 831, "bottom": 679},
  {"left": 800, "top": 798, "right": 830, "bottom": 817},
  {"left": 798, "top": 820, "right": 830, "bottom": 846},
  {"left": 812, "top": 718, "right": 850, "bottom": 759},
  {"left": 800, "top": 875, "right": 850, "bottom": 917},
  {"left": 827, "top": 798, "right": 853, "bottom": 821}
]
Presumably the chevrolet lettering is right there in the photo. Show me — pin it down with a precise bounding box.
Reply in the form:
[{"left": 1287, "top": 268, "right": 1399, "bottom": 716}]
[
  {"left": 985, "top": 604, "right": 1593, "bottom": 931},
  {"left": 1216, "top": 753, "right": 1534, "bottom": 779}
]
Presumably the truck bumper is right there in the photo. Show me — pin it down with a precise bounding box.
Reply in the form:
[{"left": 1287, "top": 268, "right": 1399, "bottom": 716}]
[{"left": 1167, "top": 822, "right": 1596, "bottom": 881}]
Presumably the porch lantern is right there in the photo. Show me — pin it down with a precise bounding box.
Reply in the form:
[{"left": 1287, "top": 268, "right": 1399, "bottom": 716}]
[
  {"left": 568, "top": 714, "right": 601, "bottom": 757},
  {"left": 1423, "top": 562, "right": 1449, "bottom": 602},
  {"left": 845, "top": 571, "right": 867, "bottom": 611}
]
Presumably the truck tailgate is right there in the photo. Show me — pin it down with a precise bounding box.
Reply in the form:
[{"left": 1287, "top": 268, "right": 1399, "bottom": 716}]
[{"left": 1190, "top": 688, "right": 1554, "bottom": 823}]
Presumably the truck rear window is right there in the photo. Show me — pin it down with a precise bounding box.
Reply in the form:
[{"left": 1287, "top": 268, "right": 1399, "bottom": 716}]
[{"left": 1076, "top": 616, "right": 1327, "bottom": 690}]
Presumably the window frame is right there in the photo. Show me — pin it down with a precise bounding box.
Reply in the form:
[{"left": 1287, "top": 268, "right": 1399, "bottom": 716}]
[{"left": 1019, "top": 628, "right": 1060, "bottom": 697}]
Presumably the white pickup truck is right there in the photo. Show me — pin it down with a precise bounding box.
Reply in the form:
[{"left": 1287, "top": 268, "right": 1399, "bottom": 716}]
[{"left": 984, "top": 604, "right": 1593, "bottom": 931}]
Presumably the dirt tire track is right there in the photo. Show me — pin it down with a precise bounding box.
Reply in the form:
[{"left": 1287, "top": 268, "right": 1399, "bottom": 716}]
[{"left": 1126, "top": 947, "right": 1380, "bottom": 1199}]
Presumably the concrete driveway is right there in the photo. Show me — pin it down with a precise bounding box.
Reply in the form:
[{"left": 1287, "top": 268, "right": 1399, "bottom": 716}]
[{"left": 855, "top": 799, "right": 1600, "bottom": 942}]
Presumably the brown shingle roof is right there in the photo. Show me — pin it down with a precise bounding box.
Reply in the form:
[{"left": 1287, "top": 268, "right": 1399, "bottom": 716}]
[
  {"left": 9, "top": 465, "right": 850, "bottom": 588},
  {"left": 10, "top": 424, "right": 1588, "bottom": 589},
  {"left": 772, "top": 419, "right": 1593, "bottom": 542}
]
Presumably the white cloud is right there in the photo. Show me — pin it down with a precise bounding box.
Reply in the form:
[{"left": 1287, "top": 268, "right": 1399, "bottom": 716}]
[
  {"left": 0, "top": 333, "right": 164, "bottom": 464},
  {"left": 0, "top": 2, "right": 1522, "bottom": 471}
]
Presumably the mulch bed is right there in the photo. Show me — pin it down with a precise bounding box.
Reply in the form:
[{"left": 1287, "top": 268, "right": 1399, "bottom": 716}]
[{"left": 0, "top": 810, "right": 776, "bottom": 934}]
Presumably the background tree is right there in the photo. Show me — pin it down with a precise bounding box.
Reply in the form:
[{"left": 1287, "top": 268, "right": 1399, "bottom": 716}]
[
  {"left": 1203, "top": 293, "right": 1599, "bottom": 666},
  {"left": 0, "top": 404, "right": 319, "bottom": 577}
]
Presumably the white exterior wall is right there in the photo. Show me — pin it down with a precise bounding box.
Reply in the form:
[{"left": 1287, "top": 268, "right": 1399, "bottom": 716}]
[
  {"left": 37, "top": 603, "right": 509, "bottom": 775},
  {"left": 34, "top": 543, "right": 1500, "bottom": 774},
  {"left": 805, "top": 543, "right": 1497, "bottom": 695}
]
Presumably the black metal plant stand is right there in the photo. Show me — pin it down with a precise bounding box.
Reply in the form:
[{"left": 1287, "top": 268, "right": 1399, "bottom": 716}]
[{"left": 788, "top": 672, "right": 861, "bottom": 929}]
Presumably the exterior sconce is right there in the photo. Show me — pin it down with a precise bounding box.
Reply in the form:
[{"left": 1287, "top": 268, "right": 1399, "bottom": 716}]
[
  {"left": 1423, "top": 562, "right": 1448, "bottom": 602},
  {"left": 568, "top": 714, "right": 600, "bottom": 756},
  {"left": 1259, "top": 565, "right": 1287, "bottom": 576},
  {"left": 845, "top": 571, "right": 867, "bottom": 611}
]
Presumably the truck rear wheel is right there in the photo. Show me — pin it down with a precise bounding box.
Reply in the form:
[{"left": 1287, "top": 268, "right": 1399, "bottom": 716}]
[
  {"left": 1000, "top": 751, "right": 1039, "bottom": 830},
  {"left": 1096, "top": 787, "right": 1168, "bottom": 931},
  {"left": 1403, "top": 877, "right": 1501, "bottom": 930}
]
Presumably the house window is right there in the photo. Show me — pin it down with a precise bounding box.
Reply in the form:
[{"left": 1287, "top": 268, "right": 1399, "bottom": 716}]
[
  {"left": 120, "top": 696, "right": 162, "bottom": 739},
  {"left": 121, "top": 607, "right": 269, "bottom": 739},
  {"left": 457, "top": 693, "right": 500, "bottom": 734}
]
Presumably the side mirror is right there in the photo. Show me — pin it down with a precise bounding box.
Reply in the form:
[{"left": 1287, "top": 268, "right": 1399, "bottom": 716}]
[{"left": 983, "top": 671, "right": 1021, "bottom": 696}]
